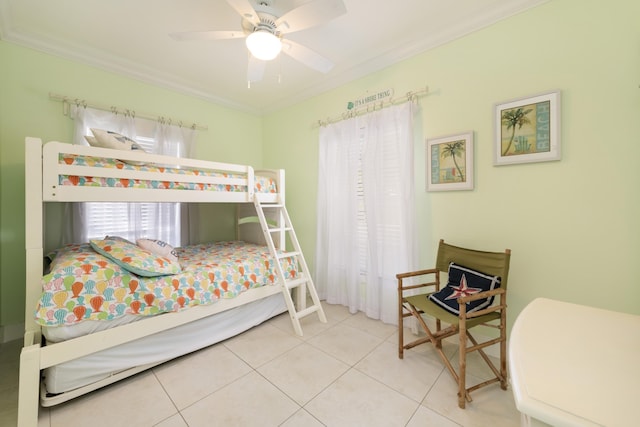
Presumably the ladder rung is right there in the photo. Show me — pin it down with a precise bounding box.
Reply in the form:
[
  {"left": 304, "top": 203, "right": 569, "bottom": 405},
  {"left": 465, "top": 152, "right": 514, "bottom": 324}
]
[
  {"left": 278, "top": 251, "right": 300, "bottom": 259},
  {"left": 255, "top": 198, "right": 326, "bottom": 336},
  {"left": 285, "top": 276, "right": 309, "bottom": 290},
  {"left": 295, "top": 305, "right": 320, "bottom": 319},
  {"left": 268, "top": 227, "right": 292, "bottom": 232}
]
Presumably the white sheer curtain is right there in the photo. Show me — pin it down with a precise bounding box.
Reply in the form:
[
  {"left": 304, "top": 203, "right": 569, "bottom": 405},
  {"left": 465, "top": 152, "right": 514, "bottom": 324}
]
[
  {"left": 153, "top": 120, "right": 197, "bottom": 247},
  {"left": 315, "top": 102, "right": 417, "bottom": 324},
  {"left": 64, "top": 106, "right": 196, "bottom": 246}
]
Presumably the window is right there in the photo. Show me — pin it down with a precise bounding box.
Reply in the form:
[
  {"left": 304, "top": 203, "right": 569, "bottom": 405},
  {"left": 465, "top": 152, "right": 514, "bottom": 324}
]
[
  {"left": 356, "top": 131, "right": 366, "bottom": 281},
  {"left": 316, "top": 102, "right": 416, "bottom": 324},
  {"left": 82, "top": 136, "right": 181, "bottom": 245},
  {"left": 356, "top": 124, "right": 403, "bottom": 283},
  {"left": 70, "top": 106, "right": 190, "bottom": 247}
]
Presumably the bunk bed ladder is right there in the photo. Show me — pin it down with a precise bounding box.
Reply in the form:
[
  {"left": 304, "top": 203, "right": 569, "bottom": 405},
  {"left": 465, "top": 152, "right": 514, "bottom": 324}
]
[{"left": 253, "top": 199, "right": 327, "bottom": 336}]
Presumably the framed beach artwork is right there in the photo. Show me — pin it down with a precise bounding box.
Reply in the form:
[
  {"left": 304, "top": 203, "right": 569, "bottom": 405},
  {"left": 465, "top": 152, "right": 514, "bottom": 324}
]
[
  {"left": 426, "top": 132, "right": 474, "bottom": 191},
  {"left": 494, "top": 90, "right": 561, "bottom": 165}
]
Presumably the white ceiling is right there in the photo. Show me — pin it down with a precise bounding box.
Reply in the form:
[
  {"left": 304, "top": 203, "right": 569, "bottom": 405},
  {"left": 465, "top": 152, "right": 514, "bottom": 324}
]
[{"left": 0, "top": 0, "right": 548, "bottom": 114}]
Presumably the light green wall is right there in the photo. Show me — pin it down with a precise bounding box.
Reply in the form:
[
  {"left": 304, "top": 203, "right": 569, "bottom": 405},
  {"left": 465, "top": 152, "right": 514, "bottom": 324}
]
[
  {"left": 1, "top": 0, "right": 639, "bottom": 338},
  {"left": 263, "top": 0, "right": 640, "bottom": 331},
  {"left": 0, "top": 41, "right": 263, "bottom": 333}
]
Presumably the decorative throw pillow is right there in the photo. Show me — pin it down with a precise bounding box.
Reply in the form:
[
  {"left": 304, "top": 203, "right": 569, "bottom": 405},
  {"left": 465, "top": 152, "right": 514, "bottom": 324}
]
[
  {"left": 44, "top": 243, "right": 128, "bottom": 280},
  {"left": 137, "top": 238, "right": 179, "bottom": 264},
  {"left": 428, "top": 262, "right": 501, "bottom": 316},
  {"left": 90, "top": 238, "right": 181, "bottom": 277},
  {"left": 89, "top": 128, "right": 147, "bottom": 165}
]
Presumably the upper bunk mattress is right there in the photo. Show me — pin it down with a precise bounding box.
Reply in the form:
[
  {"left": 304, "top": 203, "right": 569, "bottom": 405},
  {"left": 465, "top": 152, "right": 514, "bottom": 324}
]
[{"left": 58, "top": 153, "right": 277, "bottom": 193}]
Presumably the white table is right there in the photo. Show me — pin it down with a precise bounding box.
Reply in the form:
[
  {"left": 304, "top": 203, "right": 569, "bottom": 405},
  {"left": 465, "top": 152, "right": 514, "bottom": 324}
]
[{"left": 509, "top": 298, "right": 640, "bottom": 427}]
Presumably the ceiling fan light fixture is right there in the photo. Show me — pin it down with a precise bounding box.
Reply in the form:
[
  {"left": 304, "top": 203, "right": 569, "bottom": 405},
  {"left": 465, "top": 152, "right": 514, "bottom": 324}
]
[{"left": 246, "top": 30, "right": 282, "bottom": 61}]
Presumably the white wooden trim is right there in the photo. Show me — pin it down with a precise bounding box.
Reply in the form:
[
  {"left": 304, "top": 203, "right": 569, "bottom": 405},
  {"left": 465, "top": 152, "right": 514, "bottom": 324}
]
[{"left": 40, "top": 140, "right": 282, "bottom": 203}]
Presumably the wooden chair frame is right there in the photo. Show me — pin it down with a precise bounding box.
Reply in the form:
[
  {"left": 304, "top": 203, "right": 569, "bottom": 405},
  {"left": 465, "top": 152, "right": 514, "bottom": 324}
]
[{"left": 397, "top": 239, "right": 511, "bottom": 408}]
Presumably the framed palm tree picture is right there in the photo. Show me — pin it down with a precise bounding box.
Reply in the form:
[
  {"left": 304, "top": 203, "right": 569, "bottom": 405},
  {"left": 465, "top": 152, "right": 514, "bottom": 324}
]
[
  {"left": 494, "top": 90, "right": 561, "bottom": 165},
  {"left": 426, "top": 131, "right": 474, "bottom": 191}
]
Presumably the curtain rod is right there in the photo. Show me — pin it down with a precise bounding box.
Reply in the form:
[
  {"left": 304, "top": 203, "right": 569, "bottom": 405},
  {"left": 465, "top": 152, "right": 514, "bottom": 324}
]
[
  {"left": 314, "top": 86, "right": 429, "bottom": 128},
  {"left": 49, "top": 92, "right": 208, "bottom": 131}
]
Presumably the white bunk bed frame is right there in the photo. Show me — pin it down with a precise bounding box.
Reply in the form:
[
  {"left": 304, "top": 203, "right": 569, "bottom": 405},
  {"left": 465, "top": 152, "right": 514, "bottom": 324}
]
[{"left": 18, "top": 137, "right": 326, "bottom": 426}]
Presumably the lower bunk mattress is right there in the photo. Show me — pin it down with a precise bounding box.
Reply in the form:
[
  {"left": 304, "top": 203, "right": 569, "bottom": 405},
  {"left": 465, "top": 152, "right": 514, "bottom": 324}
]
[
  {"left": 34, "top": 239, "right": 294, "bottom": 397},
  {"left": 37, "top": 239, "right": 297, "bottom": 331},
  {"left": 43, "top": 292, "right": 287, "bottom": 395}
]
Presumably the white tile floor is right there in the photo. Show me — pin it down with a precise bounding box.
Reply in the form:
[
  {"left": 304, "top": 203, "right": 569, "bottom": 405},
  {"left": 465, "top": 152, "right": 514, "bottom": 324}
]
[{"left": 1, "top": 302, "right": 521, "bottom": 427}]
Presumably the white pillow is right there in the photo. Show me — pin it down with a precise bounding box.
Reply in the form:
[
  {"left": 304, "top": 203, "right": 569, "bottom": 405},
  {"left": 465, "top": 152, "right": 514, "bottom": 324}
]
[
  {"left": 89, "top": 128, "right": 147, "bottom": 165},
  {"left": 91, "top": 128, "right": 143, "bottom": 151},
  {"left": 84, "top": 135, "right": 102, "bottom": 147},
  {"left": 136, "top": 239, "right": 179, "bottom": 263}
]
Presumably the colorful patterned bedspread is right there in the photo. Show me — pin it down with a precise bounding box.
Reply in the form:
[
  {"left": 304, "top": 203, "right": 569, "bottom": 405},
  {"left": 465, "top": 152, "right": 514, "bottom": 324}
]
[
  {"left": 36, "top": 241, "right": 296, "bottom": 327},
  {"left": 58, "top": 154, "right": 277, "bottom": 193}
]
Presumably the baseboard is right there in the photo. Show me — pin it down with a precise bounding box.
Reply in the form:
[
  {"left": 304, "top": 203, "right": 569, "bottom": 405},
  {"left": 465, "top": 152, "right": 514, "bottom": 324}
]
[{"left": 1, "top": 322, "right": 24, "bottom": 343}]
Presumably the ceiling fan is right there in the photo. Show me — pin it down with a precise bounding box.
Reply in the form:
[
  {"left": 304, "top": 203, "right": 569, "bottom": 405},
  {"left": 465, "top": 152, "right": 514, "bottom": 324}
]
[{"left": 170, "top": 0, "right": 347, "bottom": 84}]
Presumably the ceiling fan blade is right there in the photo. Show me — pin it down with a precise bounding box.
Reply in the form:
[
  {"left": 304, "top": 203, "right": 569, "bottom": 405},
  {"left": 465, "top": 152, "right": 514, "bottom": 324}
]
[
  {"left": 247, "top": 55, "right": 266, "bottom": 83},
  {"left": 170, "top": 30, "right": 246, "bottom": 41},
  {"left": 226, "top": 0, "right": 260, "bottom": 26},
  {"left": 276, "top": 0, "right": 346, "bottom": 34},
  {"left": 281, "top": 39, "right": 334, "bottom": 73}
]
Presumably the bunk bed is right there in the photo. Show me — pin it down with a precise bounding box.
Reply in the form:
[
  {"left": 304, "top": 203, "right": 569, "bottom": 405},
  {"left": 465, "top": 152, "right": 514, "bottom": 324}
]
[{"left": 18, "top": 137, "right": 326, "bottom": 427}]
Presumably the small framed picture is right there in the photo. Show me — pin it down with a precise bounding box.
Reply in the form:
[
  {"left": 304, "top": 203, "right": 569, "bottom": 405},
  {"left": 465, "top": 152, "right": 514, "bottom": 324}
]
[
  {"left": 426, "top": 132, "right": 474, "bottom": 191},
  {"left": 494, "top": 90, "right": 561, "bottom": 165}
]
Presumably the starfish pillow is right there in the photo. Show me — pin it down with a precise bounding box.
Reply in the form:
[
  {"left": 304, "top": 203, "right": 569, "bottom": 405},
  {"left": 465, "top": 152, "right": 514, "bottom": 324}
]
[{"left": 428, "top": 262, "right": 501, "bottom": 316}]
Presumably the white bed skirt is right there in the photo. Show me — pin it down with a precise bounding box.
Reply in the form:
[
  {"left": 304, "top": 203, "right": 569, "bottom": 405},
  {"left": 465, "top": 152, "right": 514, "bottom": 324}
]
[{"left": 44, "top": 293, "right": 287, "bottom": 394}]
